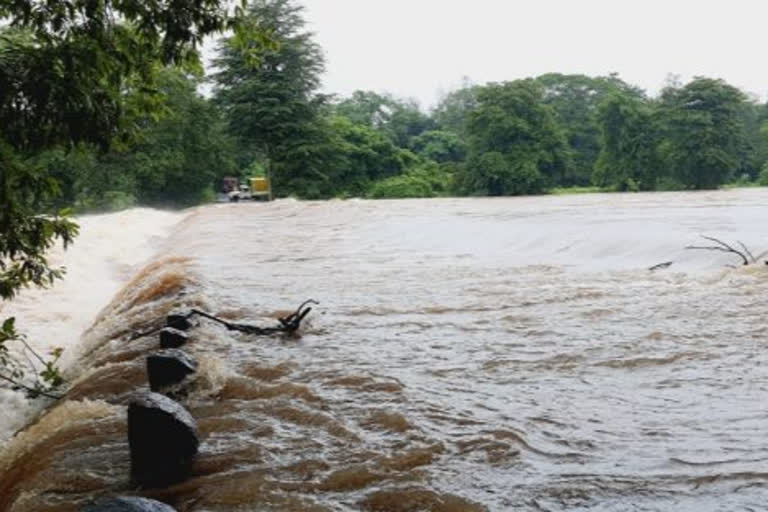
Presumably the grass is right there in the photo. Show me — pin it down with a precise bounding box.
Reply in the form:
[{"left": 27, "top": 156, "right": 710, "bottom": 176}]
[
  {"left": 548, "top": 186, "right": 606, "bottom": 195},
  {"left": 720, "top": 181, "right": 761, "bottom": 190}
]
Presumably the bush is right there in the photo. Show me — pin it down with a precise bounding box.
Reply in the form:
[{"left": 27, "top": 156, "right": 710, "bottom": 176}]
[
  {"left": 655, "top": 176, "right": 686, "bottom": 191},
  {"left": 368, "top": 175, "right": 434, "bottom": 199},
  {"left": 457, "top": 152, "right": 545, "bottom": 196},
  {"left": 74, "top": 190, "right": 137, "bottom": 212},
  {"left": 367, "top": 163, "right": 453, "bottom": 199},
  {"left": 758, "top": 163, "right": 768, "bottom": 186}
]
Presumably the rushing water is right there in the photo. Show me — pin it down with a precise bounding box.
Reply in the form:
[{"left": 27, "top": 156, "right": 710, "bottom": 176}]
[{"left": 1, "top": 190, "right": 768, "bottom": 511}]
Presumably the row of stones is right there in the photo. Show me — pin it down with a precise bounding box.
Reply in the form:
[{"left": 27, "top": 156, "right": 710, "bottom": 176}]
[{"left": 83, "top": 315, "right": 200, "bottom": 512}]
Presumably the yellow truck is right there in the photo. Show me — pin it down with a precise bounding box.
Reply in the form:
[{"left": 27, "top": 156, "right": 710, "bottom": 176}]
[{"left": 227, "top": 177, "right": 272, "bottom": 202}]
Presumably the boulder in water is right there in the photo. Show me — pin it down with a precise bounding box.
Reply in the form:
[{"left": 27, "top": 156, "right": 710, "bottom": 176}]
[
  {"left": 146, "top": 349, "right": 197, "bottom": 392},
  {"left": 128, "top": 392, "right": 199, "bottom": 487},
  {"left": 82, "top": 496, "right": 177, "bottom": 512},
  {"left": 166, "top": 313, "right": 192, "bottom": 331},
  {"left": 159, "top": 327, "right": 189, "bottom": 349}
]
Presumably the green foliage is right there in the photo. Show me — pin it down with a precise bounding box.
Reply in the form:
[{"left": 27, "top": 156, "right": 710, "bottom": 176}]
[
  {"left": 549, "top": 186, "right": 605, "bottom": 195},
  {"left": 27, "top": 69, "right": 237, "bottom": 210},
  {"left": 432, "top": 80, "right": 478, "bottom": 137},
  {"left": 736, "top": 101, "right": 768, "bottom": 180},
  {"left": 368, "top": 175, "right": 433, "bottom": 199},
  {"left": 368, "top": 163, "right": 453, "bottom": 199},
  {"left": 658, "top": 77, "right": 747, "bottom": 189},
  {"left": 409, "top": 130, "right": 467, "bottom": 163},
  {"left": 592, "top": 91, "right": 659, "bottom": 191},
  {"left": 0, "top": 142, "right": 74, "bottom": 397},
  {"left": 0, "top": 0, "right": 234, "bottom": 153},
  {"left": 759, "top": 162, "right": 768, "bottom": 186},
  {"left": 0, "top": 317, "right": 65, "bottom": 397},
  {"left": 334, "top": 90, "right": 394, "bottom": 127},
  {"left": 0, "top": 140, "right": 79, "bottom": 300},
  {"left": 322, "top": 116, "right": 412, "bottom": 196},
  {"left": 1, "top": 0, "right": 238, "bottom": 397},
  {"left": 536, "top": 73, "right": 643, "bottom": 186},
  {"left": 213, "top": 0, "right": 328, "bottom": 198},
  {"left": 459, "top": 151, "right": 543, "bottom": 196},
  {"left": 112, "top": 69, "right": 238, "bottom": 206},
  {"left": 655, "top": 176, "right": 686, "bottom": 192},
  {"left": 334, "top": 91, "right": 434, "bottom": 148},
  {"left": 459, "top": 80, "right": 570, "bottom": 195}
]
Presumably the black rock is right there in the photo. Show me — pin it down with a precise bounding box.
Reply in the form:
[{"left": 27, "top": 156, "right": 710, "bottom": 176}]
[
  {"left": 146, "top": 349, "right": 197, "bottom": 392},
  {"left": 82, "top": 496, "right": 177, "bottom": 512},
  {"left": 166, "top": 313, "right": 192, "bottom": 331},
  {"left": 128, "top": 392, "right": 199, "bottom": 487},
  {"left": 159, "top": 327, "right": 189, "bottom": 349}
]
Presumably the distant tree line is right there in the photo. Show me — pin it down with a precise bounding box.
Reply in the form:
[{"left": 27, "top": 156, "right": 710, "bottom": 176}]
[{"left": 7, "top": 0, "right": 768, "bottom": 212}]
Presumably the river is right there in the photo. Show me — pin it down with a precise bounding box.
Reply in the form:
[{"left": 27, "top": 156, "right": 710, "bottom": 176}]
[{"left": 1, "top": 189, "right": 767, "bottom": 511}]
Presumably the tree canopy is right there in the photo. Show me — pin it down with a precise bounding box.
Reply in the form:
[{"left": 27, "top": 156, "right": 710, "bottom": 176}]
[
  {"left": 592, "top": 90, "right": 659, "bottom": 191},
  {"left": 0, "top": 0, "right": 239, "bottom": 395},
  {"left": 459, "top": 80, "right": 570, "bottom": 195},
  {"left": 212, "top": 0, "right": 328, "bottom": 198},
  {"left": 658, "top": 77, "right": 747, "bottom": 189}
]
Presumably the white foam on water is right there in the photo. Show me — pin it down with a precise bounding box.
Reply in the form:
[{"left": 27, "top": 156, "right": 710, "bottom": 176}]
[{"left": 0, "top": 208, "right": 184, "bottom": 443}]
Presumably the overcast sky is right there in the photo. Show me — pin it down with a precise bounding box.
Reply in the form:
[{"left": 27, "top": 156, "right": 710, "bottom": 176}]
[{"left": 299, "top": 0, "right": 766, "bottom": 108}]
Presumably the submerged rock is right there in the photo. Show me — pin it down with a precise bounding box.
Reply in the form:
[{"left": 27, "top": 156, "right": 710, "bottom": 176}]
[
  {"left": 82, "top": 496, "right": 177, "bottom": 512},
  {"left": 159, "top": 327, "right": 189, "bottom": 349},
  {"left": 128, "top": 392, "right": 199, "bottom": 487},
  {"left": 166, "top": 313, "right": 192, "bottom": 331},
  {"left": 146, "top": 349, "right": 197, "bottom": 391}
]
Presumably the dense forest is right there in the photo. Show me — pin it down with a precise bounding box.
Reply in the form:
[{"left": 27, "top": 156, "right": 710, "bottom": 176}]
[{"left": 5, "top": 0, "right": 768, "bottom": 214}]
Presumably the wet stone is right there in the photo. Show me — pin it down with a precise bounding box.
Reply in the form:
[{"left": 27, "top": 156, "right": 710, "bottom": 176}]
[
  {"left": 82, "top": 496, "right": 177, "bottom": 512},
  {"left": 166, "top": 313, "right": 192, "bottom": 331},
  {"left": 128, "top": 392, "right": 199, "bottom": 488},
  {"left": 159, "top": 327, "right": 189, "bottom": 349},
  {"left": 146, "top": 349, "right": 197, "bottom": 392}
]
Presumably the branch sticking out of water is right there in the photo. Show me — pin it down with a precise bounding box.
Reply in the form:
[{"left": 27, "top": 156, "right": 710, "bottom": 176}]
[
  {"left": 685, "top": 235, "right": 759, "bottom": 266},
  {"left": 186, "top": 299, "right": 318, "bottom": 335},
  {"left": 129, "top": 300, "right": 318, "bottom": 342}
]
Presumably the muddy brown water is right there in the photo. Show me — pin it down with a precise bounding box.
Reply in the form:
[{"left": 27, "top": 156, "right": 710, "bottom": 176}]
[{"left": 1, "top": 190, "right": 768, "bottom": 511}]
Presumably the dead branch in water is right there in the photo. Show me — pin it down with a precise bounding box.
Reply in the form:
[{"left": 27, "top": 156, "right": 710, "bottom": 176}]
[
  {"left": 685, "top": 235, "right": 758, "bottom": 266},
  {"left": 129, "top": 300, "right": 318, "bottom": 341},
  {"left": 186, "top": 299, "right": 318, "bottom": 335}
]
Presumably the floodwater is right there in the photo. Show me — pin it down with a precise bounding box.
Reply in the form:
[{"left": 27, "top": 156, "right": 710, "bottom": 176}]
[{"left": 1, "top": 189, "right": 767, "bottom": 511}]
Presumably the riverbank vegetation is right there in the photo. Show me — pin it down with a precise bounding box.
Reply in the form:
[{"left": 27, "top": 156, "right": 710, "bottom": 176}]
[
  {"left": 0, "top": 0, "right": 242, "bottom": 395},
  {"left": 4, "top": 0, "right": 768, "bottom": 212}
]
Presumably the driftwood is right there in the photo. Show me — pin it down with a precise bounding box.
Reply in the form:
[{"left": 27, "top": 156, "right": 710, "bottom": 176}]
[
  {"left": 129, "top": 299, "right": 318, "bottom": 342},
  {"left": 184, "top": 299, "right": 317, "bottom": 335},
  {"left": 684, "top": 235, "right": 765, "bottom": 266}
]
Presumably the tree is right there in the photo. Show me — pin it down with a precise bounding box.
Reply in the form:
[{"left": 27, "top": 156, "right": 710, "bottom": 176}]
[
  {"left": 735, "top": 99, "right": 768, "bottom": 180},
  {"left": 658, "top": 77, "right": 747, "bottom": 189},
  {"left": 334, "top": 90, "right": 395, "bottom": 127},
  {"left": 535, "top": 73, "right": 643, "bottom": 186},
  {"left": 334, "top": 91, "right": 434, "bottom": 148},
  {"left": 459, "top": 80, "right": 570, "bottom": 195},
  {"left": 592, "top": 91, "right": 659, "bottom": 191},
  {"left": 324, "top": 116, "right": 414, "bottom": 196},
  {"left": 212, "top": 0, "right": 328, "bottom": 197},
  {"left": 0, "top": 0, "right": 238, "bottom": 395},
  {"left": 432, "top": 79, "right": 479, "bottom": 137},
  {"left": 409, "top": 130, "right": 467, "bottom": 163},
  {"left": 113, "top": 69, "right": 237, "bottom": 206}
]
